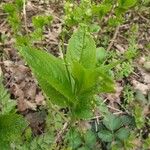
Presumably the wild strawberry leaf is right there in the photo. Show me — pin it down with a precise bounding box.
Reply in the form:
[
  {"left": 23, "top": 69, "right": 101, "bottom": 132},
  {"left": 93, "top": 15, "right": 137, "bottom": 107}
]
[
  {"left": 103, "top": 114, "right": 122, "bottom": 131},
  {"left": 98, "top": 130, "right": 113, "bottom": 142},
  {"left": 115, "top": 128, "right": 130, "bottom": 140}
]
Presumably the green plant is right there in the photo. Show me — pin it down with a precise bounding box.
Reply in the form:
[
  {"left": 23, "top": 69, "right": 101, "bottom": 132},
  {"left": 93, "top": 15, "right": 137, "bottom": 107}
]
[
  {"left": 2, "top": 0, "right": 23, "bottom": 32},
  {"left": 143, "top": 136, "right": 150, "bottom": 150},
  {"left": 17, "top": 26, "right": 114, "bottom": 120},
  {"left": 114, "top": 24, "right": 138, "bottom": 79},
  {"left": 65, "top": 128, "right": 97, "bottom": 150},
  {"left": 64, "top": 0, "right": 137, "bottom": 28},
  {"left": 3, "top": 0, "right": 148, "bottom": 149},
  {"left": 0, "top": 75, "right": 28, "bottom": 149},
  {"left": 97, "top": 114, "right": 135, "bottom": 149},
  {"left": 123, "top": 84, "right": 134, "bottom": 104},
  {"left": 31, "top": 15, "right": 53, "bottom": 41},
  {"left": 116, "top": 61, "right": 134, "bottom": 79},
  {"left": 3, "top": 1, "right": 117, "bottom": 146},
  {"left": 124, "top": 88, "right": 149, "bottom": 130}
]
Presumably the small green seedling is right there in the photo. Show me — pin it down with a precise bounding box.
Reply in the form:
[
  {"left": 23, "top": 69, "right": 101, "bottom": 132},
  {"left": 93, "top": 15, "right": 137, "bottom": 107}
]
[{"left": 0, "top": 76, "right": 28, "bottom": 149}]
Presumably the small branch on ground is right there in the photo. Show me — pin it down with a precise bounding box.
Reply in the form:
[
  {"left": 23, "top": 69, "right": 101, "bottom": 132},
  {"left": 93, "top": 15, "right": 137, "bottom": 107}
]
[
  {"left": 23, "top": 0, "right": 28, "bottom": 33},
  {"left": 54, "top": 122, "right": 68, "bottom": 144},
  {"left": 107, "top": 26, "right": 120, "bottom": 51}
]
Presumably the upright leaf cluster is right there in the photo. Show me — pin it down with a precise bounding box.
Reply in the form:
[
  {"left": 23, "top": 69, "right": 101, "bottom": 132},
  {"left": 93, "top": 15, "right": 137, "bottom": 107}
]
[{"left": 18, "top": 26, "right": 114, "bottom": 120}]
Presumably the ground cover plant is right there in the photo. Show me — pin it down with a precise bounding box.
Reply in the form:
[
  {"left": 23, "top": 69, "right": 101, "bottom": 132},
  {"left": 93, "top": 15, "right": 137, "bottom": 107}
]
[{"left": 0, "top": 0, "right": 150, "bottom": 149}]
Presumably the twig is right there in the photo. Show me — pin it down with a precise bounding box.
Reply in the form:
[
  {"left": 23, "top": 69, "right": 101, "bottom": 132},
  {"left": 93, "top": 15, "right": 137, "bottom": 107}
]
[
  {"left": 107, "top": 105, "right": 123, "bottom": 113},
  {"left": 107, "top": 26, "right": 120, "bottom": 51},
  {"left": 47, "top": 100, "right": 69, "bottom": 122},
  {"left": 113, "top": 111, "right": 127, "bottom": 115},
  {"left": 0, "top": 20, "right": 7, "bottom": 28},
  {"left": 138, "top": 13, "right": 150, "bottom": 22},
  {"left": 117, "top": 102, "right": 130, "bottom": 115},
  {"left": 90, "top": 115, "right": 103, "bottom": 120},
  {"left": 54, "top": 122, "right": 68, "bottom": 143},
  {"left": 23, "top": 0, "right": 28, "bottom": 33},
  {"left": 95, "top": 120, "right": 98, "bottom": 132}
]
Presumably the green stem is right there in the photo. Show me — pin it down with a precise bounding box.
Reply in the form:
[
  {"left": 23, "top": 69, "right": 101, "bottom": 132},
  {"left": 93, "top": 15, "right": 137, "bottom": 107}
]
[
  {"left": 60, "top": 34, "right": 72, "bottom": 86},
  {"left": 47, "top": 99, "right": 69, "bottom": 122}
]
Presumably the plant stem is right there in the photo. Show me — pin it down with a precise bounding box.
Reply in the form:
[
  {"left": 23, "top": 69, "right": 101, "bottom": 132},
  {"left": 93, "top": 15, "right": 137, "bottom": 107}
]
[
  {"left": 60, "top": 33, "right": 72, "bottom": 86},
  {"left": 47, "top": 99, "right": 69, "bottom": 122}
]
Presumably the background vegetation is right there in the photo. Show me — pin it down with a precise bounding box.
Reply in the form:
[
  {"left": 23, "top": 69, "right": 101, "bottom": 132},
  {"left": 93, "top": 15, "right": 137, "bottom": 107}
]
[{"left": 0, "top": 0, "right": 150, "bottom": 149}]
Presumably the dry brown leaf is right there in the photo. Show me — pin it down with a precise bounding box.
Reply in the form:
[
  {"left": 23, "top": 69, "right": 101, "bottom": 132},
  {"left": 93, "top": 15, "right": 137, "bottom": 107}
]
[
  {"left": 25, "top": 101, "right": 37, "bottom": 110},
  {"left": 0, "top": 66, "right": 2, "bottom": 76},
  {"left": 78, "top": 121, "right": 91, "bottom": 132},
  {"left": 106, "top": 82, "right": 123, "bottom": 103},
  {"left": 17, "top": 98, "right": 28, "bottom": 112},
  {"left": 11, "top": 83, "right": 24, "bottom": 99},
  {"left": 35, "top": 92, "right": 45, "bottom": 105},
  {"left": 132, "top": 80, "right": 149, "bottom": 94},
  {"left": 25, "top": 83, "right": 37, "bottom": 100},
  {"left": 114, "top": 44, "right": 125, "bottom": 53}
]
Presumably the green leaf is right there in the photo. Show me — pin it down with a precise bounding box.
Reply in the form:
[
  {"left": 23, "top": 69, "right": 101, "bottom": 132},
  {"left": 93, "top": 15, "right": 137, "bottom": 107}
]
[
  {"left": 115, "top": 128, "right": 130, "bottom": 141},
  {"left": 66, "top": 27, "right": 96, "bottom": 69},
  {"left": 98, "top": 130, "right": 113, "bottom": 142},
  {"left": 72, "top": 63, "right": 115, "bottom": 95},
  {"left": 103, "top": 114, "right": 122, "bottom": 131},
  {"left": 0, "top": 113, "right": 28, "bottom": 148},
  {"left": 15, "top": 0, "right": 24, "bottom": 10},
  {"left": 84, "top": 130, "right": 96, "bottom": 148},
  {"left": 0, "top": 76, "right": 16, "bottom": 115},
  {"left": 143, "top": 136, "right": 150, "bottom": 149},
  {"left": 95, "top": 68, "right": 115, "bottom": 93},
  {"left": 96, "top": 47, "right": 107, "bottom": 63},
  {"left": 32, "top": 15, "right": 53, "bottom": 29},
  {"left": 96, "top": 80, "right": 115, "bottom": 93},
  {"left": 92, "top": 4, "right": 112, "bottom": 19},
  {"left": 19, "top": 46, "right": 74, "bottom": 107},
  {"left": 71, "top": 61, "right": 85, "bottom": 94},
  {"left": 71, "top": 62, "right": 99, "bottom": 94},
  {"left": 37, "top": 78, "right": 71, "bottom": 106},
  {"left": 31, "top": 28, "right": 43, "bottom": 41},
  {"left": 108, "top": 17, "right": 122, "bottom": 27},
  {"left": 96, "top": 96, "right": 109, "bottom": 115},
  {"left": 120, "top": 115, "right": 136, "bottom": 128},
  {"left": 30, "top": 132, "right": 54, "bottom": 149},
  {"left": 67, "top": 129, "right": 82, "bottom": 149},
  {"left": 3, "top": 3, "right": 16, "bottom": 15},
  {"left": 89, "top": 24, "right": 100, "bottom": 33},
  {"left": 78, "top": 147, "right": 90, "bottom": 150},
  {"left": 118, "top": 0, "right": 137, "bottom": 9},
  {"left": 73, "top": 94, "right": 93, "bottom": 119},
  {"left": 135, "top": 89, "right": 147, "bottom": 104}
]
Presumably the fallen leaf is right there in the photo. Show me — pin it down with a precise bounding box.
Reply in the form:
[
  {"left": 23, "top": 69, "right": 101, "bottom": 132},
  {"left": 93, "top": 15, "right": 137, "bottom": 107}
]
[
  {"left": 35, "top": 92, "right": 45, "bottom": 105},
  {"left": 143, "top": 61, "right": 150, "bottom": 72},
  {"left": 132, "top": 80, "right": 149, "bottom": 94}
]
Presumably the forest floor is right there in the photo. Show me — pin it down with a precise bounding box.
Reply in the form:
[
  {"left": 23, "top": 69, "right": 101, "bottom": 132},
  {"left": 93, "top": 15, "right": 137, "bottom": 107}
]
[{"left": 0, "top": 0, "right": 150, "bottom": 149}]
